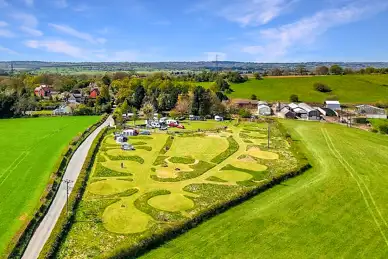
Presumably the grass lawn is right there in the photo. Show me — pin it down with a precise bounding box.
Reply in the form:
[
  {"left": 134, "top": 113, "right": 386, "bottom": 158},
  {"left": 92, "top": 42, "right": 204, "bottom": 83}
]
[
  {"left": 56, "top": 121, "right": 302, "bottom": 258},
  {"left": 141, "top": 120, "right": 388, "bottom": 258},
  {"left": 0, "top": 116, "right": 100, "bottom": 257},
  {"left": 199, "top": 75, "right": 388, "bottom": 103}
]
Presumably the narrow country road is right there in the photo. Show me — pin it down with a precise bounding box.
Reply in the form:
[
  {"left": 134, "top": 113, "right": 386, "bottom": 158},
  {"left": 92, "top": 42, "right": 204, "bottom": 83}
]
[{"left": 22, "top": 116, "right": 113, "bottom": 259}]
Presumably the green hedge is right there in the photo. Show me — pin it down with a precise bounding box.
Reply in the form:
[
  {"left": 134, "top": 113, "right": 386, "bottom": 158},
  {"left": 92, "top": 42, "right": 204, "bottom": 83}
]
[
  {"left": 136, "top": 146, "right": 153, "bottom": 151},
  {"left": 211, "top": 136, "right": 239, "bottom": 164},
  {"left": 169, "top": 156, "right": 195, "bottom": 164},
  {"left": 105, "top": 154, "right": 145, "bottom": 164},
  {"left": 38, "top": 126, "right": 108, "bottom": 259},
  {"left": 94, "top": 163, "right": 131, "bottom": 177},
  {"left": 153, "top": 156, "right": 168, "bottom": 166},
  {"left": 160, "top": 136, "right": 174, "bottom": 154},
  {"left": 8, "top": 114, "right": 108, "bottom": 259}
]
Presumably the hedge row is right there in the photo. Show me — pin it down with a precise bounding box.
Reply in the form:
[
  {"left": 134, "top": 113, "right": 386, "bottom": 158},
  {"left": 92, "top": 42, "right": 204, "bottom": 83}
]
[
  {"left": 159, "top": 136, "right": 174, "bottom": 154},
  {"left": 150, "top": 161, "right": 215, "bottom": 182},
  {"left": 99, "top": 121, "right": 311, "bottom": 259},
  {"left": 211, "top": 136, "right": 239, "bottom": 164},
  {"left": 169, "top": 156, "right": 195, "bottom": 164},
  {"left": 8, "top": 114, "right": 108, "bottom": 258},
  {"left": 94, "top": 163, "right": 131, "bottom": 177},
  {"left": 38, "top": 126, "right": 108, "bottom": 259},
  {"left": 105, "top": 154, "right": 145, "bottom": 164}
]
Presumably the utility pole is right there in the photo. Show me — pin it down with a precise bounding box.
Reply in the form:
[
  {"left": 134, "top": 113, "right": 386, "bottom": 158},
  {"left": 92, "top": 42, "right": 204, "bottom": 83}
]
[{"left": 63, "top": 179, "right": 73, "bottom": 217}]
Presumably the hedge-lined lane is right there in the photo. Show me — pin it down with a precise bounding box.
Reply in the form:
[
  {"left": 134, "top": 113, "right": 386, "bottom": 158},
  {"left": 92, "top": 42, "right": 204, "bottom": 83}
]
[{"left": 22, "top": 116, "right": 112, "bottom": 259}]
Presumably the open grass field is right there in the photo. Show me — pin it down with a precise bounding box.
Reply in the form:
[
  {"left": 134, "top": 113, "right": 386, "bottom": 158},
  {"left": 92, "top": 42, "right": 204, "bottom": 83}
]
[
  {"left": 56, "top": 120, "right": 304, "bottom": 258},
  {"left": 199, "top": 75, "right": 388, "bottom": 103},
  {"left": 0, "top": 116, "right": 100, "bottom": 257},
  {"left": 141, "top": 120, "right": 388, "bottom": 258}
]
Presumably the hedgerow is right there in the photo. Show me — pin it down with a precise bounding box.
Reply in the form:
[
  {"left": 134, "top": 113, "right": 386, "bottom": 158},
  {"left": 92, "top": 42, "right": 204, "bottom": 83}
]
[
  {"left": 160, "top": 136, "right": 174, "bottom": 154},
  {"left": 153, "top": 156, "right": 168, "bottom": 166},
  {"left": 211, "top": 136, "right": 239, "bottom": 163},
  {"left": 150, "top": 161, "right": 215, "bottom": 182},
  {"left": 105, "top": 154, "right": 145, "bottom": 164},
  {"left": 136, "top": 146, "right": 153, "bottom": 151},
  {"left": 169, "top": 156, "right": 195, "bottom": 164},
  {"left": 93, "top": 163, "right": 131, "bottom": 177}
]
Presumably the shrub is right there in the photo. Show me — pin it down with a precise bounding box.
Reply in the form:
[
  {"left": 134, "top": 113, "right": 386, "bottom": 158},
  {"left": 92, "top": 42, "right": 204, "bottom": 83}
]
[
  {"left": 94, "top": 163, "right": 131, "bottom": 177},
  {"left": 375, "top": 100, "right": 388, "bottom": 109},
  {"left": 106, "top": 154, "right": 145, "bottom": 164},
  {"left": 211, "top": 136, "right": 239, "bottom": 163},
  {"left": 136, "top": 146, "right": 152, "bottom": 151},
  {"left": 251, "top": 94, "right": 257, "bottom": 100},
  {"left": 238, "top": 108, "right": 252, "bottom": 118},
  {"left": 153, "top": 156, "right": 168, "bottom": 166},
  {"left": 169, "top": 156, "right": 195, "bottom": 164},
  {"left": 379, "top": 124, "right": 388, "bottom": 134},
  {"left": 151, "top": 161, "right": 215, "bottom": 182},
  {"left": 160, "top": 136, "right": 174, "bottom": 154},
  {"left": 289, "top": 94, "right": 299, "bottom": 103},
  {"left": 314, "top": 82, "right": 332, "bottom": 93}
]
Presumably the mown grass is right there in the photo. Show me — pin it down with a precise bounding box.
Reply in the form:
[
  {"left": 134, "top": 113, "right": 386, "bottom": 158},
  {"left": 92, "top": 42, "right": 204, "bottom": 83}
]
[
  {"left": 199, "top": 75, "right": 388, "bottom": 103},
  {"left": 0, "top": 116, "right": 100, "bottom": 257},
  {"left": 141, "top": 121, "right": 388, "bottom": 258}
]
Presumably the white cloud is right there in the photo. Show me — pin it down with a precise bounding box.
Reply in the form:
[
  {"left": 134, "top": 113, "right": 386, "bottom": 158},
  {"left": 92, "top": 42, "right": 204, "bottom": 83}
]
[
  {"left": 0, "top": 21, "right": 8, "bottom": 27},
  {"left": 193, "top": 0, "right": 297, "bottom": 26},
  {"left": 0, "top": 45, "right": 18, "bottom": 55},
  {"left": 49, "top": 23, "right": 106, "bottom": 44},
  {"left": 241, "top": 0, "right": 388, "bottom": 61},
  {"left": 0, "top": 29, "right": 14, "bottom": 37},
  {"left": 204, "top": 52, "right": 227, "bottom": 61},
  {"left": 25, "top": 40, "right": 86, "bottom": 58},
  {"left": 20, "top": 26, "right": 43, "bottom": 36},
  {"left": 24, "top": 0, "right": 33, "bottom": 7}
]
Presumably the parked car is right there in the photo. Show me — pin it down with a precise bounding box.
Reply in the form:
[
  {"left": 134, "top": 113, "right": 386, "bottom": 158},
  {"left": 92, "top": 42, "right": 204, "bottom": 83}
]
[
  {"left": 160, "top": 125, "right": 168, "bottom": 131},
  {"left": 150, "top": 121, "right": 161, "bottom": 128},
  {"left": 140, "top": 130, "right": 151, "bottom": 135},
  {"left": 215, "top": 115, "right": 224, "bottom": 121},
  {"left": 177, "top": 124, "right": 185, "bottom": 129},
  {"left": 177, "top": 116, "right": 186, "bottom": 121},
  {"left": 168, "top": 122, "right": 178, "bottom": 127}
]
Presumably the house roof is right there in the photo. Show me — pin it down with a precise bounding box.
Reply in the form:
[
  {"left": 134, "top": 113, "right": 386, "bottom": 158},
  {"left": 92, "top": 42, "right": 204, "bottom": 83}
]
[
  {"left": 258, "top": 104, "right": 270, "bottom": 109},
  {"left": 325, "top": 100, "right": 340, "bottom": 105},
  {"left": 293, "top": 107, "right": 307, "bottom": 114},
  {"left": 298, "top": 103, "right": 316, "bottom": 113},
  {"left": 288, "top": 103, "right": 299, "bottom": 109},
  {"left": 280, "top": 107, "right": 295, "bottom": 115},
  {"left": 258, "top": 101, "right": 268, "bottom": 105}
]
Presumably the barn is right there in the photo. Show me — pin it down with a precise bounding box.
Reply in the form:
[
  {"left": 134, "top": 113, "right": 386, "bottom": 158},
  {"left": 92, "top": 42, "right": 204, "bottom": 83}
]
[
  {"left": 324, "top": 101, "right": 341, "bottom": 111},
  {"left": 257, "top": 101, "right": 272, "bottom": 116},
  {"left": 298, "top": 103, "right": 321, "bottom": 120},
  {"left": 279, "top": 107, "right": 296, "bottom": 119}
]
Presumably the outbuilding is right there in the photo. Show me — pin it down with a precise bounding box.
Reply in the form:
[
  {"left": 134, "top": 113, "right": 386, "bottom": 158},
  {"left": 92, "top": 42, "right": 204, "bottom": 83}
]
[
  {"left": 324, "top": 100, "right": 341, "bottom": 111},
  {"left": 122, "top": 129, "right": 138, "bottom": 137},
  {"left": 257, "top": 101, "right": 272, "bottom": 116},
  {"left": 279, "top": 107, "right": 296, "bottom": 119},
  {"left": 356, "top": 105, "right": 387, "bottom": 119},
  {"left": 298, "top": 103, "right": 321, "bottom": 120}
]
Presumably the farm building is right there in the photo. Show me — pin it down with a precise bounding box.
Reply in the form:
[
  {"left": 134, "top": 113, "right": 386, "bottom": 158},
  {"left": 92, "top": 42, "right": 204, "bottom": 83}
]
[
  {"left": 298, "top": 103, "right": 321, "bottom": 120},
  {"left": 356, "top": 105, "right": 387, "bottom": 119},
  {"left": 324, "top": 100, "right": 341, "bottom": 111},
  {"left": 257, "top": 101, "right": 272, "bottom": 116},
  {"left": 231, "top": 99, "right": 259, "bottom": 109},
  {"left": 318, "top": 107, "right": 337, "bottom": 117},
  {"left": 279, "top": 107, "right": 296, "bottom": 119}
]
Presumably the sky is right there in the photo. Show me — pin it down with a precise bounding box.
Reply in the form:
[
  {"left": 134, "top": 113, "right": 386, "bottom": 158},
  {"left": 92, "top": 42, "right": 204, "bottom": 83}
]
[{"left": 0, "top": 0, "right": 388, "bottom": 62}]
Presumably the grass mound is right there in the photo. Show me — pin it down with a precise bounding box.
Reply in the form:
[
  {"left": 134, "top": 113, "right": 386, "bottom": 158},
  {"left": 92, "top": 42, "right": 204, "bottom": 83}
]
[
  {"left": 151, "top": 161, "right": 215, "bottom": 182},
  {"left": 211, "top": 136, "right": 239, "bottom": 163},
  {"left": 148, "top": 193, "right": 194, "bottom": 212},
  {"left": 88, "top": 179, "right": 134, "bottom": 196}
]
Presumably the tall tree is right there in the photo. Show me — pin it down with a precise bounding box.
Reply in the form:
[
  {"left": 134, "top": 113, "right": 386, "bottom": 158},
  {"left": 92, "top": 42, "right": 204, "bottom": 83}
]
[
  {"left": 330, "top": 65, "right": 343, "bottom": 75},
  {"left": 315, "top": 66, "right": 329, "bottom": 75},
  {"left": 133, "top": 85, "right": 145, "bottom": 109},
  {"left": 141, "top": 102, "right": 155, "bottom": 121},
  {"left": 96, "top": 85, "right": 110, "bottom": 105},
  {"left": 102, "top": 74, "right": 112, "bottom": 86}
]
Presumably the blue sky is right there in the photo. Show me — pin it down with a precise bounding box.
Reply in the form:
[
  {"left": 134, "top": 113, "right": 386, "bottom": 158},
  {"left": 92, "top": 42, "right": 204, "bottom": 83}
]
[{"left": 0, "top": 0, "right": 388, "bottom": 62}]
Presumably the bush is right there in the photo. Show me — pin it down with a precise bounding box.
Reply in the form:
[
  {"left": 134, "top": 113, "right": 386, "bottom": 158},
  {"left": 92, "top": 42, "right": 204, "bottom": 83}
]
[
  {"left": 314, "top": 82, "right": 332, "bottom": 93},
  {"left": 160, "top": 136, "right": 174, "bottom": 154},
  {"left": 289, "top": 94, "right": 299, "bottom": 103},
  {"left": 375, "top": 100, "right": 388, "bottom": 109},
  {"left": 151, "top": 161, "right": 215, "bottom": 182},
  {"left": 169, "top": 156, "right": 196, "bottom": 164},
  {"left": 238, "top": 108, "right": 252, "bottom": 118},
  {"left": 379, "top": 124, "right": 388, "bottom": 134},
  {"left": 251, "top": 94, "right": 257, "bottom": 100}
]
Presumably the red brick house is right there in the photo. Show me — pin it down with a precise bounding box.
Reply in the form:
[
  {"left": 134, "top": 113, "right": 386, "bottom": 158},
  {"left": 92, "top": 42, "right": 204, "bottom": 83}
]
[
  {"left": 34, "top": 85, "right": 53, "bottom": 98},
  {"left": 89, "top": 88, "right": 100, "bottom": 99}
]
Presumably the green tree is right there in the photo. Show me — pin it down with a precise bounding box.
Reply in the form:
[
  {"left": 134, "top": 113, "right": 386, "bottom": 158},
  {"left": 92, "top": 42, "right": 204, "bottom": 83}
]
[
  {"left": 131, "top": 106, "right": 138, "bottom": 126},
  {"left": 251, "top": 94, "right": 257, "bottom": 100},
  {"left": 290, "top": 94, "right": 299, "bottom": 103},
  {"left": 330, "top": 65, "right": 343, "bottom": 75},
  {"left": 141, "top": 102, "right": 155, "bottom": 121},
  {"left": 102, "top": 74, "right": 112, "bottom": 86},
  {"left": 191, "top": 86, "right": 212, "bottom": 116},
  {"left": 314, "top": 82, "right": 332, "bottom": 93},
  {"left": 121, "top": 100, "right": 130, "bottom": 115},
  {"left": 133, "top": 85, "right": 145, "bottom": 109},
  {"left": 253, "top": 72, "right": 262, "bottom": 80},
  {"left": 96, "top": 85, "right": 110, "bottom": 105},
  {"left": 315, "top": 66, "right": 329, "bottom": 75}
]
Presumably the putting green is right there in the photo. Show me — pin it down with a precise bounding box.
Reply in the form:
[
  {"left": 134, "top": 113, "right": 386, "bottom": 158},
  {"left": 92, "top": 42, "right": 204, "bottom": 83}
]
[
  {"left": 102, "top": 160, "right": 141, "bottom": 173},
  {"left": 106, "top": 148, "right": 149, "bottom": 159},
  {"left": 103, "top": 201, "right": 152, "bottom": 234},
  {"left": 155, "top": 164, "right": 193, "bottom": 179},
  {"left": 247, "top": 148, "right": 279, "bottom": 160},
  {"left": 105, "top": 136, "right": 119, "bottom": 145},
  {"left": 148, "top": 194, "right": 194, "bottom": 212},
  {"left": 167, "top": 136, "right": 228, "bottom": 162},
  {"left": 231, "top": 160, "right": 267, "bottom": 171},
  {"left": 88, "top": 179, "right": 134, "bottom": 196},
  {"left": 213, "top": 170, "right": 253, "bottom": 182}
]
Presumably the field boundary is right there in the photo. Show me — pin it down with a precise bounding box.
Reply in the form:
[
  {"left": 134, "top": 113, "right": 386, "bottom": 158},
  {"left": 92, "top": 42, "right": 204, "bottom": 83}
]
[
  {"left": 8, "top": 114, "right": 108, "bottom": 258},
  {"left": 100, "top": 122, "right": 311, "bottom": 258},
  {"left": 38, "top": 127, "right": 108, "bottom": 258}
]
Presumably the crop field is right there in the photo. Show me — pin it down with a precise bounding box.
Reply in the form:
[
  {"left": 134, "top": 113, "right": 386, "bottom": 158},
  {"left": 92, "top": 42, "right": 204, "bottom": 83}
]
[
  {"left": 142, "top": 121, "right": 388, "bottom": 258},
  {"left": 56, "top": 121, "right": 304, "bottom": 258},
  {"left": 0, "top": 116, "right": 100, "bottom": 257},
  {"left": 199, "top": 75, "right": 388, "bottom": 103}
]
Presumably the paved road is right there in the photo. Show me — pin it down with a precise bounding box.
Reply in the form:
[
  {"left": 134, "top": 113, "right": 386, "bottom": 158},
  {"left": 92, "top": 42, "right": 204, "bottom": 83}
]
[{"left": 22, "top": 116, "right": 112, "bottom": 259}]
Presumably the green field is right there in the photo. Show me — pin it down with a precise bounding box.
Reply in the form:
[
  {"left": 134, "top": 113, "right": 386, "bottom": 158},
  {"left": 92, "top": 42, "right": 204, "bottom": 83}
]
[
  {"left": 142, "top": 120, "right": 388, "bottom": 258},
  {"left": 0, "top": 116, "right": 100, "bottom": 256},
  {"left": 199, "top": 75, "right": 388, "bottom": 103},
  {"left": 56, "top": 121, "right": 304, "bottom": 258}
]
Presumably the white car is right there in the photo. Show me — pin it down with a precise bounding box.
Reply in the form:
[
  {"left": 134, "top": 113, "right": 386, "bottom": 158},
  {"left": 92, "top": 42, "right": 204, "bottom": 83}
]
[{"left": 151, "top": 121, "right": 161, "bottom": 128}]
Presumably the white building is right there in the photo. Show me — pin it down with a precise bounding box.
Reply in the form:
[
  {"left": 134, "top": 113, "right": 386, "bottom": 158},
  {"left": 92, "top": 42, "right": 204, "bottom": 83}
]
[
  {"left": 325, "top": 101, "right": 341, "bottom": 111},
  {"left": 257, "top": 101, "right": 272, "bottom": 116},
  {"left": 356, "top": 105, "right": 387, "bottom": 119},
  {"left": 297, "top": 103, "right": 321, "bottom": 120}
]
